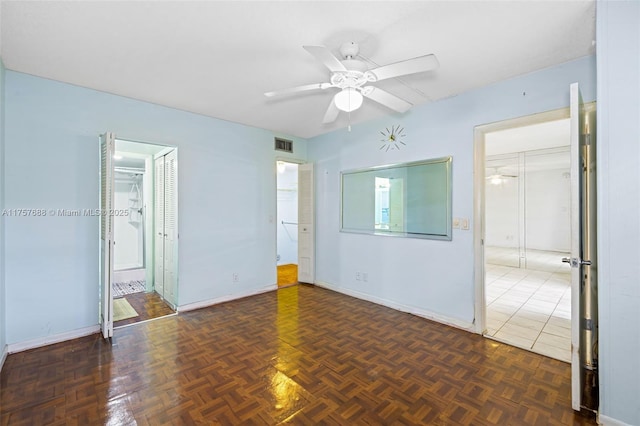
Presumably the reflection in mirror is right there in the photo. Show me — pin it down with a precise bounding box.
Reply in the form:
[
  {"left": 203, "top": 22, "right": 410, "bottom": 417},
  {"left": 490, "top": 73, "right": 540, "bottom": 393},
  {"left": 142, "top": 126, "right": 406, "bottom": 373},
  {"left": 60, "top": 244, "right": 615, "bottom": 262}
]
[{"left": 342, "top": 157, "right": 452, "bottom": 240}]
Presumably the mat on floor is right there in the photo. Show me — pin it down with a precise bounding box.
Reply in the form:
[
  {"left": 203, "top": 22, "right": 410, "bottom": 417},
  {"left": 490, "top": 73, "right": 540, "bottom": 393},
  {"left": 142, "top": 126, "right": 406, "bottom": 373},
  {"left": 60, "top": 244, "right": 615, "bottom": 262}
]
[
  {"left": 113, "top": 298, "right": 139, "bottom": 322},
  {"left": 113, "top": 280, "right": 146, "bottom": 297}
]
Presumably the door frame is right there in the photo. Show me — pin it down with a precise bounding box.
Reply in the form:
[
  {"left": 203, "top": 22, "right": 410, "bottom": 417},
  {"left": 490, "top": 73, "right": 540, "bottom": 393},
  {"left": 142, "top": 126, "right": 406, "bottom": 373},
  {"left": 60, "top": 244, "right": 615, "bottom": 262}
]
[
  {"left": 273, "top": 157, "right": 308, "bottom": 285},
  {"left": 101, "top": 135, "right": 180, "bottom": 330},
  {"left": 473, "top": 107, "right": 573, "bottom": 335}
]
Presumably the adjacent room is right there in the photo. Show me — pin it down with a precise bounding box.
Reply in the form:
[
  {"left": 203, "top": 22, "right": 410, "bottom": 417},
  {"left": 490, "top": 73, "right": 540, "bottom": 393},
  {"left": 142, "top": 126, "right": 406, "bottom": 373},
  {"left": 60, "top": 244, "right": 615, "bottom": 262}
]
[
  {"left": 276, "top": 160, "right": 299, "bottom": 287},
  {"left": 111, "top": 139, "right": 178, "bottom": 327},
  {"left": 0, "top": 1, "right": 638, "bottom": 425},
  {"left": 483, "top": 119, "right": 573, "bottom": 362}
]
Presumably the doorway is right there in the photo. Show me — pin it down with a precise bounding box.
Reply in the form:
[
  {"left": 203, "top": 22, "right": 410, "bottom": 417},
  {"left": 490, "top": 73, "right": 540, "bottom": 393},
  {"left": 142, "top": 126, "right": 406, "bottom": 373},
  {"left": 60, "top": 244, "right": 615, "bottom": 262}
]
[
  {"left": 276, "top": 161, "right": 299, "bottom": 287},
  {"left": 482, "top": 121, "right": 572, "bottom": 362},
  {"left": 101, "top": 137, "right": 178, "bottom": 332},
  {"left": 474, "top": 91, "right": 598, "bottom": 412}
]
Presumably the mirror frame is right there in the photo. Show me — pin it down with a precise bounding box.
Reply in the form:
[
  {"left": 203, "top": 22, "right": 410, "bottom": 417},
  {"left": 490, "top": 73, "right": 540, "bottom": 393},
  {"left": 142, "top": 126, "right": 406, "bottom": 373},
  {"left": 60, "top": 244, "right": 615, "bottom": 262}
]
[{"left": 340, "top": 156, "right": 453, "bottom": 241}]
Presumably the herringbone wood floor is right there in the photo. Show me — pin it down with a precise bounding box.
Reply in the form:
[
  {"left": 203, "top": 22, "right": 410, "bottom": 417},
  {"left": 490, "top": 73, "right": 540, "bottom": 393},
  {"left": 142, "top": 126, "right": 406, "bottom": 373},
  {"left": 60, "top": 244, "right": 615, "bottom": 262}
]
[{"left": 0, "top": 285, "right": 596, "bottom": 425}]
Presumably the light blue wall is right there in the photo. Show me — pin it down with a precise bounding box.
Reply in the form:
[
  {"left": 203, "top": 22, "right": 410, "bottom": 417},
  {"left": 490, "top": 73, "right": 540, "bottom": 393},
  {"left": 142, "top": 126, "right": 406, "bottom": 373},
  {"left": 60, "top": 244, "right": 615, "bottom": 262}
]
[
  {"left": 308, "top": 55, "right": 595, "bottom": 325},
  {"left": 596, "top": 1, "right": 640, "bottom": 424},
  {"left": 4, "top": 71, "right": 307, "bottom": 345},
  {"left": 0, "top": 58, "right": 6, "bottom": 359}
]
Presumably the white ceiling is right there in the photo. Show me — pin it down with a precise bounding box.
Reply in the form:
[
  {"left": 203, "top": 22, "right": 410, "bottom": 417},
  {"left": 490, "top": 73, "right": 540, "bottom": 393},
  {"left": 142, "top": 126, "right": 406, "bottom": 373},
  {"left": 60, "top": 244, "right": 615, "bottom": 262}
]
[{"left": 1, "top": 1, "right": 595, "bottom": 139}]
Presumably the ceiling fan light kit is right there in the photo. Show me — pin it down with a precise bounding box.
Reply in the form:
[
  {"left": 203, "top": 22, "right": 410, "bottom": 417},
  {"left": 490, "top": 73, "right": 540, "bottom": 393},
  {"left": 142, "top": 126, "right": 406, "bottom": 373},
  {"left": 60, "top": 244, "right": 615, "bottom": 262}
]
[
  {"left": 334, "top": 88, "right": 363, "bottom": 112},
  {"left": 265, "top": 42, "right": 439, "bottom": 124}
]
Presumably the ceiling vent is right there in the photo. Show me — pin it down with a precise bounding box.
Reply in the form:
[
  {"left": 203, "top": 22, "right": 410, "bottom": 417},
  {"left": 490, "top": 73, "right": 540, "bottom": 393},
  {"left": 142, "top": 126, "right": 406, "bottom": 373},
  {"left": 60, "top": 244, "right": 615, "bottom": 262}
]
[{"left": 274, "top": 137, "right": 293, "bottom": 153}]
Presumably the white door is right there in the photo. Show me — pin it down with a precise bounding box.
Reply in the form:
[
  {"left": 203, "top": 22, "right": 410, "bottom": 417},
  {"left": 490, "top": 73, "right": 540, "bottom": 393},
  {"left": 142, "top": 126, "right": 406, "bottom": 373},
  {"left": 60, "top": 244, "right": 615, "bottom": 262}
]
[
  {"left": 297, "top": 163, "right": 315, "bottom": 283},
  {"left": 99, "top": 132, "right": 115, "bottom": 339},
  {"left": 163, "top": 149, "right": 178, "bottom": 307},
  {"left": 154, "top": 155, "right": 165, "bottom": 298},
  {"left": 568, "top": 82, "right": 598, "bottom": 411}
]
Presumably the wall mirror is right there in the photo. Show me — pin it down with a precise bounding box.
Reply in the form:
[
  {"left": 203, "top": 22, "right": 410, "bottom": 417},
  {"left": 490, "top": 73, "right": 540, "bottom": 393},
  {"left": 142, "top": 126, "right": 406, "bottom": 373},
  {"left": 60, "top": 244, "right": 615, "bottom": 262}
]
[{"left": 341, "top": 156, "right": 452, "bottom": 240}]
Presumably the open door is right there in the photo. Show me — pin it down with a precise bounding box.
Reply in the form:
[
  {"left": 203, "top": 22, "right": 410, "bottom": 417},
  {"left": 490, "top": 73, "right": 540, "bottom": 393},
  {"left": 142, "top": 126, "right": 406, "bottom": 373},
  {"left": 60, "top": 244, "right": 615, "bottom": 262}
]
[
  {"left": 567, "top": 83, "right": 598, "bottom": 411},
  {"left": 297, "top": 163, "right": 314, "bottom": 283},
  {"left": 99, "top": 132, "right": 115, "bottom": 339}
]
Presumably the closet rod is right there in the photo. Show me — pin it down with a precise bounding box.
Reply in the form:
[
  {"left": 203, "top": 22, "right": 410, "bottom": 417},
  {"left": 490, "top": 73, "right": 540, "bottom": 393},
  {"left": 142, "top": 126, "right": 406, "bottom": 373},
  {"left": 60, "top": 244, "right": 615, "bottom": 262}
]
[{"left": 114, "top": 167, "right": 144, "bottom": 174}]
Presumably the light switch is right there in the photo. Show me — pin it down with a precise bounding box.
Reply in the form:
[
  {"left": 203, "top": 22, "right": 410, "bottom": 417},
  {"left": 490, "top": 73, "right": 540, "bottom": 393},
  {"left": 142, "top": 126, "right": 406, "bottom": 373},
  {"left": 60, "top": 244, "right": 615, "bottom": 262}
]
[
  {"left": 452, "top": 218, "right": 460, "bottom": 229},
  {"left": 461, "top": 218, "right": 469, "bottom": 230}
]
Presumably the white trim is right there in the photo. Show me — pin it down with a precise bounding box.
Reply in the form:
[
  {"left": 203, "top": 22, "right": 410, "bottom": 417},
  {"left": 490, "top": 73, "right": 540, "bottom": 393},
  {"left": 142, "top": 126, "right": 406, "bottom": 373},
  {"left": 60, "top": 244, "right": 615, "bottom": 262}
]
[
  {"left": 0, "top": 345, "right": 8, "bottom": 372},
  {"left": 472, "top": 126, "right": 486, "bottom": 334},
  {"left": 598, "top": 414, "right": 632, "bottom": 426},
  {"left": 315, "top": 281, "right": 475, "bottom": 332},
  {"left": 8, "top": 325, "right": 100, "bottom": 354},
  {"left": 177, "top": 285, "right": 277, "bottom": 313}
]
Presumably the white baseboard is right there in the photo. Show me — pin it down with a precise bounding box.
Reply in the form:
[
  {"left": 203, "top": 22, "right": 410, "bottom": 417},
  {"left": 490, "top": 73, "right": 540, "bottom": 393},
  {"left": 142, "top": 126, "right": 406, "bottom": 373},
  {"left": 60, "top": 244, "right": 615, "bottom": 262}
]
[
  {"left": 178, "top": 284, "right": 278, "bottom": 313},
  {"left": 0, "top": 344, "right": 7, "bottom": 372},
  {"left": 314, "top": 281, "right": 475, "bottom": 332},
  {"left": 8, "top": 325, "right": 100, "bottom": 354},
  {"left": 598, "top": 414, "right": 632, "bottom": 426}
]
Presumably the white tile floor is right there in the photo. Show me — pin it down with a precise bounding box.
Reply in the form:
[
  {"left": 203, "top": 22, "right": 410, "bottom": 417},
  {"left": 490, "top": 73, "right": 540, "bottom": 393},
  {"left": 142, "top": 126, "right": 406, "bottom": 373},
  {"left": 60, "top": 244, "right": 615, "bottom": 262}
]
[{"left": 485, "top": 247, "right": 572, "bottom": 362}]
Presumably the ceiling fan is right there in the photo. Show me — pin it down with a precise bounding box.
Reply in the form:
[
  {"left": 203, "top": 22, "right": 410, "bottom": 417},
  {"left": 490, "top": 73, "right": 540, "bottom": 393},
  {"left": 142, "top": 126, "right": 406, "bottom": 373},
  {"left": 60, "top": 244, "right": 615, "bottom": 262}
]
[{"left": 264, "top": 42, "right": 439, "bottom": 124}]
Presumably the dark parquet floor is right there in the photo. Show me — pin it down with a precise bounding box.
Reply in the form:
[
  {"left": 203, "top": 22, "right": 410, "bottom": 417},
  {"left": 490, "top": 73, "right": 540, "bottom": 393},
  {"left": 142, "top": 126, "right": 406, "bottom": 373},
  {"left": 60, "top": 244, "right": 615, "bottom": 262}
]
[
  {"left": 0, "top": 284, "right": 596, "bottom": 425},
  {"left": 114, "top": 291, "right": 176, "bottom": 328}
]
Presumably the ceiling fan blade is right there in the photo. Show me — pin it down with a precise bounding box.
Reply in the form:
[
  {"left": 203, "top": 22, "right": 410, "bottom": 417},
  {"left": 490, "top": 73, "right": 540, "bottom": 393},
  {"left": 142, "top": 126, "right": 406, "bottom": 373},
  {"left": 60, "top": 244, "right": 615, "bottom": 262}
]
[
  {"left": 303, "top": 45, "right": 347, "bottom": 73},
  {"left": 362, "top": 87, "right": 412, "bottom": 113},
  {"left": 264, "top": 82, "right": 331, "bottom": 98},
  {"left": 322, "top": 96, "right": 340, "bottom": 124},
  {"left": 366, "top": 54, "right": 439, "bottom": 82}
]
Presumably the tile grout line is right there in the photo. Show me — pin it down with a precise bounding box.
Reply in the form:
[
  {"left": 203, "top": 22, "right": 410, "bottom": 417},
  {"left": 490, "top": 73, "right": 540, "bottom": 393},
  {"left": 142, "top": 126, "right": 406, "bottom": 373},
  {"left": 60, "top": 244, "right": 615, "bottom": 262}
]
[{"left": 487, "top": 265, "right": 567, "bottom": 354}]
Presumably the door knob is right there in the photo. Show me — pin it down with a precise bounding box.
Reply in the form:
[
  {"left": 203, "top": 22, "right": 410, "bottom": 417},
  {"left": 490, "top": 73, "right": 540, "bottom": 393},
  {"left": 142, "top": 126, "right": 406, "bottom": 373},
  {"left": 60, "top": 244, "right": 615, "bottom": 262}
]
[{"left": 562, "top": 257, "right": 592, "bottom": 267}]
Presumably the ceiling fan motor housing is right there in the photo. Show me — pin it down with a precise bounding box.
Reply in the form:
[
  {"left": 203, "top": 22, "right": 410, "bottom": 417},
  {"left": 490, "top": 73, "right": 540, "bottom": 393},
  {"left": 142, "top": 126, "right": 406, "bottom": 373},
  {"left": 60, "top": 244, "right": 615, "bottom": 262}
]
[
  {"left": 339, "top": 41, "right": 359, "bottom": 59},
  {"left": 330, "top": 69, "right": 368, "bottom": 90}
]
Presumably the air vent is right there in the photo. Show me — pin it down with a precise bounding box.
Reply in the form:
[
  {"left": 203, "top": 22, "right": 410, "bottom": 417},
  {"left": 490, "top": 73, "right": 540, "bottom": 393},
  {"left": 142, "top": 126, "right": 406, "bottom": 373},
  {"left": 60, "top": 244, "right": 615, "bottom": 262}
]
[{"left": 274, "top": 137, "right": 293, "bottom": 153}]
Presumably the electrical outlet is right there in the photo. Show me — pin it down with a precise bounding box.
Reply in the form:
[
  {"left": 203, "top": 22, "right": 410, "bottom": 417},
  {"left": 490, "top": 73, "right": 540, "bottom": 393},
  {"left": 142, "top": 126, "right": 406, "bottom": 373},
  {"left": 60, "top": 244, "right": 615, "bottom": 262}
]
[
  {"left": 232, "top": 273, "right": 239, "bottom": 283},
  {"left": 356, "top": 272, "right": 361, "bottom": 281},
  {"left": 363, "top": 273, "right": 368, "bottom": 282}
]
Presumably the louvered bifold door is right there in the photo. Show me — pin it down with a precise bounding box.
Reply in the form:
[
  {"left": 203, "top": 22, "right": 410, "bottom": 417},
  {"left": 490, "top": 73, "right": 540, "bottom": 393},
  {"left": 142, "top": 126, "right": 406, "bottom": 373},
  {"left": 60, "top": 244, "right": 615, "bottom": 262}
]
[
  {"left": 99, "top": 132, "right": 115, "bottom": 339},
  {"left": 163, "top": 150, "right": 178, "bottom": 307},
  {"left": 154, "top": 155, "right": 165, "bottom": 298}
]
